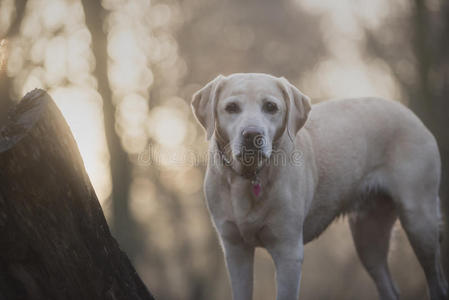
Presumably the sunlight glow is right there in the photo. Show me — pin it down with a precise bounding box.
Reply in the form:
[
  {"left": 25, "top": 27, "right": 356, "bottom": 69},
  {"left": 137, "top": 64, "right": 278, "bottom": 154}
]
[
  {"left": 117, "top": 93, "right": 149, "bottom": 154},
  {"left": 0, "top": 0, "right": 14, "bottom": 38},
  {"left": 44, "top": 36, "right": 67, "bottom": 86},
  {"left": 41, "top": 0, "right": 66, "bottom": 31},
  {"left": 49, "top": 86, "right": 112, "bottom": 202},
  {"left": 301, "top": 57, "right": 401, "bottom": 101},
  {"left": 147, "top": 106, "right": 187, "bottom": 148},
  {"left": 295, "top": 0, "right": 404, "bottom": 101}
]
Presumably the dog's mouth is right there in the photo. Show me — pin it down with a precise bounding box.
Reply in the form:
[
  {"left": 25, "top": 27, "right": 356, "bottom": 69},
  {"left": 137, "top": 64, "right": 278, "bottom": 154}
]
[{"left": 234, "top": 134, "right": 271, "bottom": 167}]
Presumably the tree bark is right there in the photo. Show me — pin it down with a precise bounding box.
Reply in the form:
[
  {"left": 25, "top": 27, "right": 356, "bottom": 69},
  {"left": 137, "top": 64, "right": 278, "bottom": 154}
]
[{"left": 0, "top": 89, "right": 155, "bottom": 300}]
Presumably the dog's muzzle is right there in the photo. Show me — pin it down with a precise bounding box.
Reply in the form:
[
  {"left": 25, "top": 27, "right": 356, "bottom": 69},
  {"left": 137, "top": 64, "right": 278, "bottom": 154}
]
[{"left": 235, "top": 127, "right": 270, "bottom": 165}]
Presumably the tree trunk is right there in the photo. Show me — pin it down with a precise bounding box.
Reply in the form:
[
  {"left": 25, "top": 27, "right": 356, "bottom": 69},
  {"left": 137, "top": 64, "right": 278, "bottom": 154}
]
[{"left": 0, "top": 89, "right": 155, "bottom": 300}]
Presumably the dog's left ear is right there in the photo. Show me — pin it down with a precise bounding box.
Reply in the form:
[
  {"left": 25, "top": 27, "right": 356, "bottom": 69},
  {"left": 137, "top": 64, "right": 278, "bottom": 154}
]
[
  {"left": 191, "top": 75, "right": 225, "bottom": 140},
  {"left": 278, "top": 77, "right": 311, "bottom": 141}
]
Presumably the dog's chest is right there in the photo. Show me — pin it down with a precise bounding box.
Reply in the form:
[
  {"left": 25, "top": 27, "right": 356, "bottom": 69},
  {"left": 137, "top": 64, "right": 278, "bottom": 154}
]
[{"left": 221, "top": 179, "right": 273, "bottom": 246}]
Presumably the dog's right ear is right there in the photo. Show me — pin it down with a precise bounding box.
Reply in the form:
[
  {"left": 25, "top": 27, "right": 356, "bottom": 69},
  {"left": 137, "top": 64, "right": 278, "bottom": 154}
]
[{"left": 191, "top": 75, "right": 225, "bottom": 140}]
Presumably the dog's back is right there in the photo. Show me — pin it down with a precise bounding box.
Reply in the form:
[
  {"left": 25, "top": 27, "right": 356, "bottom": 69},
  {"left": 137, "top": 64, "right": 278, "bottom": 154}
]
[{"left": 302, "top": 97, "right": 441, "bottom": 242}]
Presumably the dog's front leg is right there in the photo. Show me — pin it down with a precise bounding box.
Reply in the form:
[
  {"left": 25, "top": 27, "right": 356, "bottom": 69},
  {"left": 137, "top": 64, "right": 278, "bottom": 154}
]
[
  {"left": 221, "top": 237, "right": 255, "bottom": 300},
  {"left": 267, "top": 236, "right": 304, "bottom": 300}
]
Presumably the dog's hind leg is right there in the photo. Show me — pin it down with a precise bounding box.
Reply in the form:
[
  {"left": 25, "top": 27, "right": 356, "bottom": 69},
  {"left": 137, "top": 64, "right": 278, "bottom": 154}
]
[
  {"left": 396, "top": 192, "right": 448, "bottom": 300},
  {"left": 349, "top": 196, "right": 399, "bottom": 300}
]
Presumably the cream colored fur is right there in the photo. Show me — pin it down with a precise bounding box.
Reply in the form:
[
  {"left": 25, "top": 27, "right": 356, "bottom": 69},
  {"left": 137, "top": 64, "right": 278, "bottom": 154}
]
[{"left": 191, "top": 73, "right": 448, "bottom": 300}]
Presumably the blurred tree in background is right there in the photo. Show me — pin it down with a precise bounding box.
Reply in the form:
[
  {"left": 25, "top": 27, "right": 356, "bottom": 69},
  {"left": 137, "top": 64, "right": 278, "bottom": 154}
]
[{"left": 0, "top": 0, "right": 447, "bottom": 299}]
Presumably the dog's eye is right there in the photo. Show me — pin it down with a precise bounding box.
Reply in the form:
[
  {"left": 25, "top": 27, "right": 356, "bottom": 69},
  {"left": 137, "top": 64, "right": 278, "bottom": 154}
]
[
  {"left": 263, "top": 101, "right": 278, "bottom": 114},
  {"left": 225, "top": 102, "right": 240, "bottom": 114}
]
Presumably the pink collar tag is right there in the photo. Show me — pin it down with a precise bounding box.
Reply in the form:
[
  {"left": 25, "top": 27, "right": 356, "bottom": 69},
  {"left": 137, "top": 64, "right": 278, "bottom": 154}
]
[{"left": 252, "top": 182, "right": 261, "bottom": 197}]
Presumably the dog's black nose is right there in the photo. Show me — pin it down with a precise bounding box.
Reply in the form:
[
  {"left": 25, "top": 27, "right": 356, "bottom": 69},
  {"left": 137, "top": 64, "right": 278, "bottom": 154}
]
[{"left": 242, "top": 128, "right": 265, "bottom": 149}]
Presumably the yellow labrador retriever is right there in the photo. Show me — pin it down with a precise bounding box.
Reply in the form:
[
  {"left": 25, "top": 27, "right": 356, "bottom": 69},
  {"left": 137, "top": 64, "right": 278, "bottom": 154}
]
[{"left": 191, "top": 73, "right": 448, "bottom": 300}]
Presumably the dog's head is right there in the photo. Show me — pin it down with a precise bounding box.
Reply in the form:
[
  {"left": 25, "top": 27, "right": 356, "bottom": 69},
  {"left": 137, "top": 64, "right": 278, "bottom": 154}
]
[{"left": 192, "top": 73, "right": 311, "bottom": 169}]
